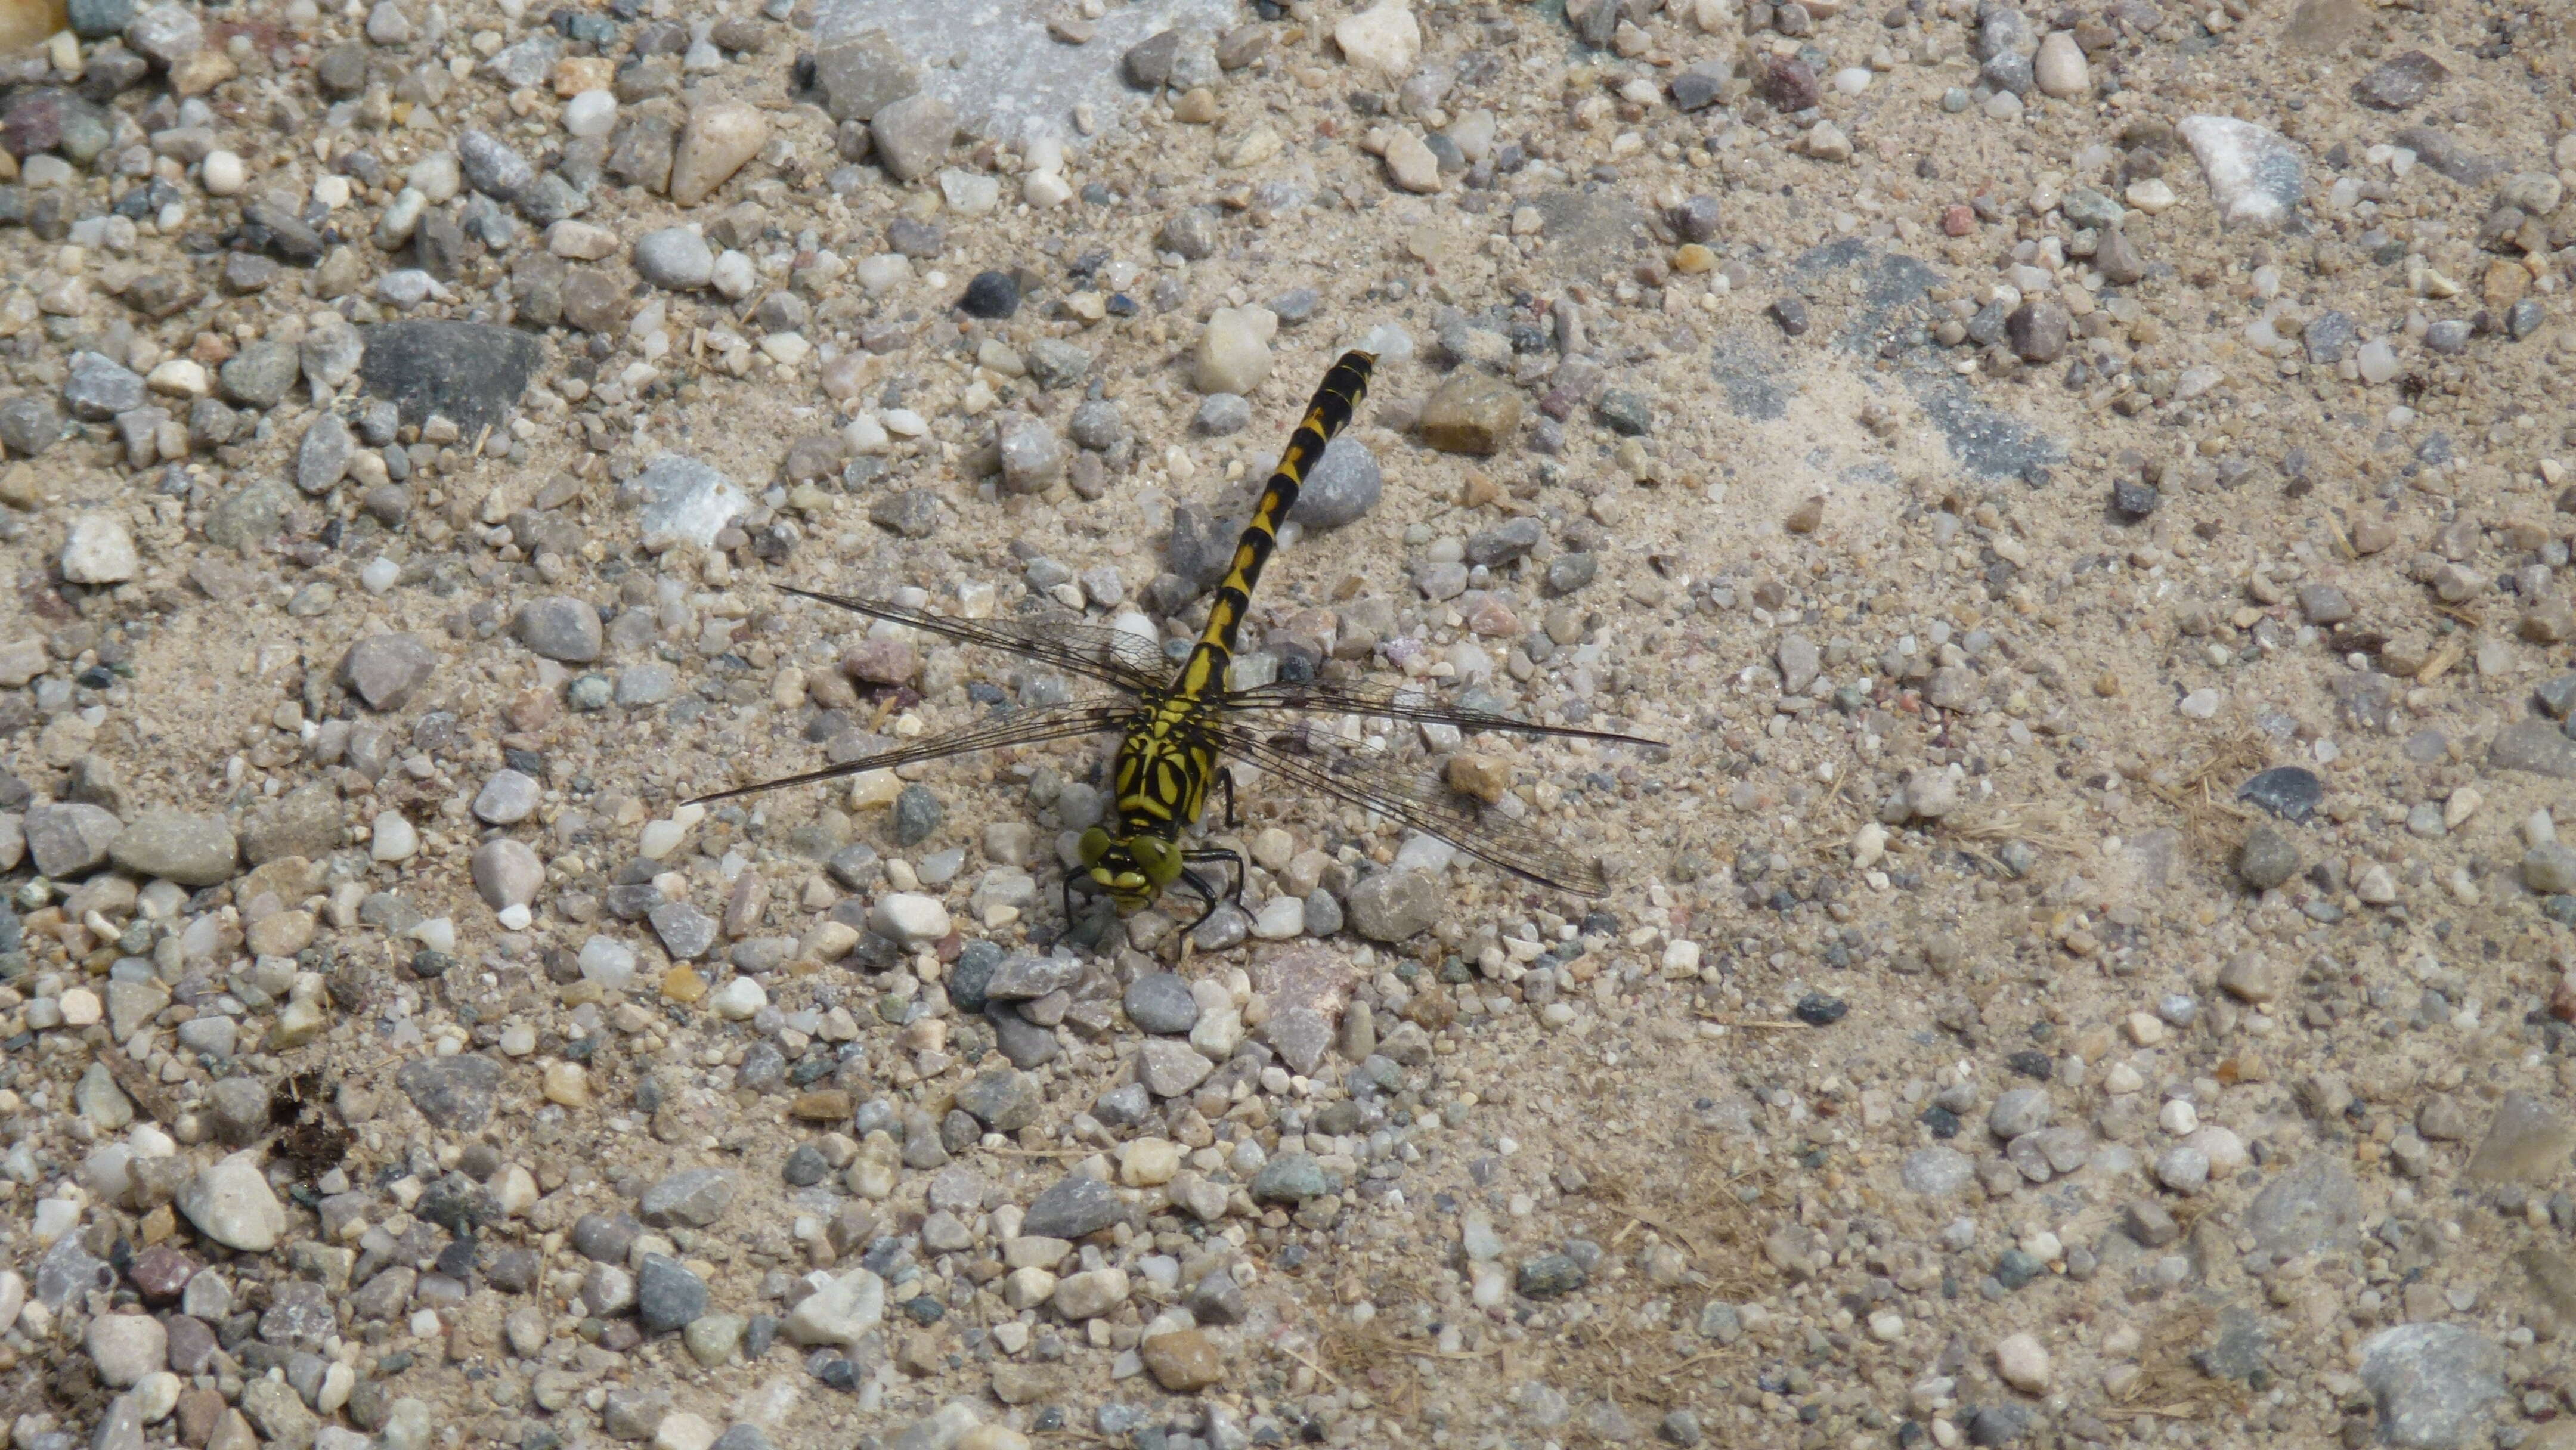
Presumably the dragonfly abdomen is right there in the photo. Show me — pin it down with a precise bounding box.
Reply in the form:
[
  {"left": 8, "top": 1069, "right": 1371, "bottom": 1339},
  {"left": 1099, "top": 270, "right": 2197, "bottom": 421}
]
[{"left": 1177, "top": 351, "right": 1376, "bottom": 707}]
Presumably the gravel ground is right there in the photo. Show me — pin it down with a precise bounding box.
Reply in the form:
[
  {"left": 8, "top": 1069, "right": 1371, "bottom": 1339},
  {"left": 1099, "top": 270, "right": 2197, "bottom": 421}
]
[{"left": 2, "top": 1, "right": 2575, "bottom": 1448}]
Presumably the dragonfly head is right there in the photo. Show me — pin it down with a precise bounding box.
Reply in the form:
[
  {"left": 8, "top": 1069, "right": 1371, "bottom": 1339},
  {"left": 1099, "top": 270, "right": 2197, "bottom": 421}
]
[{"left": 1078, "top": 828, "right": 1181, "bottom": 913}]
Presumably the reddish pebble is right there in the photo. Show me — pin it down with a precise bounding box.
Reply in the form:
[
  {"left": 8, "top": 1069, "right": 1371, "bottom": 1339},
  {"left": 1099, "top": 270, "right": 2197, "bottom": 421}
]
[
  {"left": 1942, "top": 204, "right": 1976, "bottom": 237},
  {"left": 842, "top": 639, "right": 919, "bottom": 686},
  {"left": 127, "top": 1245, "right": 199, "bottom": 1302}
]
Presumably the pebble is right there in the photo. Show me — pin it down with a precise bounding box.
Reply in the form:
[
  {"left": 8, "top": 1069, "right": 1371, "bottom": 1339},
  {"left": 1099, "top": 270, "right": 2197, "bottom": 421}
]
[
  {"left": 2238, "top": 766, "right": 2323, "bottom": 821},
  {"left": 1333, "top": 1, "right": 1420, "bottom": 76},
  {"left": 1123, "top": 972, "right": 1200, "bottom": 1034},
  {"left": 634, "top": 227, "right": 716, "bottom": 290},
  {"left": 2178, "top": 114, "right": 2305, "bottom": 229},
  {"left": 670, "top": 103, "right": 767, "bottom": 207},
  {"left": 106, "top": 811, "right": 237, "bottom": 885},
  {"left": 783, "top": 1267, "right": 884, "bottom": 1346},
  {"left": 1194, "top": 305, "right": 1277, "bottom": 394},
  {"left": 470, "top": 838, "right": 543, "bottom": 909},
  {"left": 2235, "top": 826, "right": 2301, "bottom": 890},
  {"left": 1289, "top": 436, "right": 1383, "bottom": 528},
  {"left": 176, "top": 1152, "right": 286, "bottom": 1252},
  {"left": 2358, "top": 1324, "right": 2500, "bottom": 1449},
  {"left": 1993, "top": 1332, "right": 2051, "bottom": 1393},
  {"left": 636, "top": 1254, "right": 708, "bottom": 1333},
  {"left": 2032, "top": 32, "right": 2087, "bottom": 98},
  {"left": 869, "top": 92, "right": 956, "bottom": 182},
  {"left": 61, "top": 514, "right": 140, "bottom": 583},
  {"left": 959, "top": 270, "right": 1020, "bottom": 320},
  {"left": 1418, "top": 371, "right": 1521, "bottom": 455}
]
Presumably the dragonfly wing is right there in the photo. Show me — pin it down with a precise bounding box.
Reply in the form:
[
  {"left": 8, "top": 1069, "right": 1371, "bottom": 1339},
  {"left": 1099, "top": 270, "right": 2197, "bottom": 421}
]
[
  {"left": 1222, "top": 678, "right": 1663, "bottom": 748},
  {"left": 1212, "top": 722, "right": 1611, "bottom": 896},
  {"left": 688, "top": 698, "right": 1132, "bottom": 805},
  {"left": 777, "top": 585, "right": 1166, "bottom": 690}
]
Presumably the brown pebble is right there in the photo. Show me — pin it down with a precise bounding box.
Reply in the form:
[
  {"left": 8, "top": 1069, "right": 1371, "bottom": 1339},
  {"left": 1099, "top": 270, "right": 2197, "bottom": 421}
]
[
  {"left": 793, "top": 1089, "right": 855, "bottom": 1121},
  {"left": 1445, "top": 754, "right": 1510, "bottom": 804},
  {"left": 1140, "top": 1326, "right": 1224, "bottom": 1392},
  {"left": 1784, "top": 494, "right": 1825, "bottom": 534}
]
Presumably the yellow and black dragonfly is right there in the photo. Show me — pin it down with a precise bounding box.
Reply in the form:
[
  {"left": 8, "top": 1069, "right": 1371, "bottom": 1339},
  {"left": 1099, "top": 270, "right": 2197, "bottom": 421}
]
[{"left": 691, "top": 351, "right": 1663, "bottom": 929}]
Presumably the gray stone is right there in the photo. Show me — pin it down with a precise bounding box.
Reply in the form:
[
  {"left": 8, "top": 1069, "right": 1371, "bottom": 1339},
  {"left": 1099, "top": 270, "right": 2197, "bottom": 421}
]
[
  {"left": 64, "top": 351, "right": 147, "bottom": 420},
  {"left": 1193, "top": 392, "right": 1250, "bottom": 435},
  {"left": 2358, "top": 1324, "right": 2500, "bottom": 1449},
  {"left": 2246, "top": 1157, "right": 2361, "bottom": 1256},
  {"left": 1900, "top": 1147, "right": 1974, "bottom": 1198},
  {"left": 239, "top": 783, "right": 341, "bottom": 863},
  {"left": 953, "top": 1067, "right": 1041, "bottom": 1132},
  {"left": 339, "top": 633, "right": 438, "bottom": 710},
  {"left": 1287, "top": 435, "right": 1380, "bottom": 529},
  {"left": 637, "top": 453, "right": 747, "bottom": 552},
  {"left": 634, "top": 227, "right": 716, "bottom": 290},
  {"left": 984, "top": 953, "right": 1082, "bottom": 1000},
  {"left": 396, "top": 1055, "right": 501, "bottom": 1132},
  {"left": 458, "top": 128, "right": 535, "bottom": 200},
  {"left": 1346, "top": 868, "right": 1439, "bottom": 941},
  {"left": 2355, "top": 50, "right": 2445, "bottom": 110},
  {"left": 1261, "top": 1006, "right": 1332, "bottom": 1076},
  {"left": 0, "top": 394, "right": 60, "bottom": 454},
  {"left": 219, "top": 341, "right": 301, "bottom": 408},
  {"left": 640, "top": 1167, "right": 737, "bottom": 1227},
  {"left": 108, "top": 811, "right": 237, "bottom": 886},
  {"left": 177, "top": 1152, "right": 286, "bottom": 1252},
  {"left": 2303, "top": 310, "right": 2357, "bottom": 364},
  {"left": 1022, "top": 1172, "right": 1124, "bottom": 1239},
  {"left": 24, "top": 803, "right": 122, "bottom": 876},
  {"left": 1251, "top": 1153, "right": 1331, "bottom": 1203},
  {"left": 359, "top": 321, "right": 544, "bottom": 433},
  {"left": 868, "top": 92, "right": 955, "bottom": 182},
  {"left": 1122, "top": 972, "right": 1200, "bottom": 1034},
  {"left": 2235, "top": 826, "right": 2301, "bottom": 890},
  {"left": 636, "top": 1254, "right": 707, "bottom": 1333},
  {"left": 1024, "top": 338, "right": 1092, "bottom": 391},
  {"left": 649, "top": 901, "right": 716, "bottom": 959},
  {"left": 2463, "top": 1093, "right": 2575, "bottom": 1185},
  {"left": 1988, "top": 1088, "right": 2051, "bottom": 1139},
  {"left": 472, "top": 772, "right": 541, "bottom": 828},
  {"left": 813, "top": 29, "right": 917, "bottom": 121},
  {"left": 294, "top": 413, "right": 353, "bottom": 495},
  {"left": 1138, "top": 1039, "right": 1214, "bottom": 1098},
  {"left": 2522, "top": 842, "right": 2576, "bottom": 895},
  {"left": 515, "top": 596, "right": 605, "bottom": 662},
  {"left": 2491, "top": 720, "right": 2576, "bottom": 779},
  {"left": 124, "top": 2, "right": 202, "bottom": 63}
]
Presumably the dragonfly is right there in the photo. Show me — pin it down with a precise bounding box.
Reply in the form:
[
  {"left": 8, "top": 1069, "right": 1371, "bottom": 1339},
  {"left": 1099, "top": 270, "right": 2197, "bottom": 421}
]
[{"left": 690, "top": 350, "right": 1665, "bottom": 930}]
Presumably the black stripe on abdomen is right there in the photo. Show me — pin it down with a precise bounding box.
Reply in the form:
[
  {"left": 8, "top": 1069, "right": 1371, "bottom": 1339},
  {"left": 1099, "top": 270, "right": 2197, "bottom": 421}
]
[{"left": 1194, "top": 350, "right": 1376, "bottom": 663}]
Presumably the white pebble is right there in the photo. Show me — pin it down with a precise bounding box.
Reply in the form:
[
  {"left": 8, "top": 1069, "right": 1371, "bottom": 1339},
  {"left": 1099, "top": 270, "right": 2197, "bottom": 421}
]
[
  {"left": 2158, "top": 1099, "right": 2199, "bottom": 1135},
  {"left": 639, "top": 818, "right": 688, "bottom": 859},
  {"left": 1995, "top": 1332, "right": 2052, "bottom": 1393},
  {"left": 579, "top": 936, "right": 638, "bottom": 990},
  {"left": 360, "top": 556, "right": 401, "bottom": 595},
  {"left": 1832, "top": 66, "right": 1872, "bottom": 95},
  {"left": 1024, "top": 171, "right": 1072, "bottom": 208},
  {"left": 200, "top": 150, "right": 246, "bottom": 196},
  {"left": 712, "top": 976, "right": 767, "bottom": 1020},
  {"left": 710, "top": 249, "right": 756, "bottom": 300},
  {"left": 370, "top": 811, "right": 419, "bottom": 862},
  {"left": 409, "top": 917, "right": 456, "bottom": 953},
  {"left": 564, "top": 89, "right": 617, "bottom": 139}
]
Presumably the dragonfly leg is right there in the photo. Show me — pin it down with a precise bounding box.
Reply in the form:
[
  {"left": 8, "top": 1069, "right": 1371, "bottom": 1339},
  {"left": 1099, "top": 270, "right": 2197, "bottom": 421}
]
[
  {"left": 1218, "top": 769, "right": 1240, "bottom": 830},
  {"left": 1182, "top": 848, "right": 1244, "bottom": 909}
]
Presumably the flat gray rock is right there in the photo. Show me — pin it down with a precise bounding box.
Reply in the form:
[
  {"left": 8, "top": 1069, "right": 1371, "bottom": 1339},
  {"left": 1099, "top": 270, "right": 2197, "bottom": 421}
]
[
  {"left": 813, "top": 0, "right": 1235, "bottom": 149},
  {"left": 397, "top": 1055, "right": 501, "bottom": 1132},
  {"left": 358, "top": 320, "right": 544, "bottom": 434}
]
